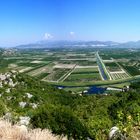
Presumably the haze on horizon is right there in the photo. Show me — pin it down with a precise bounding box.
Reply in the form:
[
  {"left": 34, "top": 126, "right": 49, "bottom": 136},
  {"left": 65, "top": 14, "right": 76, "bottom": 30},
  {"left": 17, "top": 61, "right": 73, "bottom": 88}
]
[{"left": 0, "top": 0, "right": 140, "bottom": 47}]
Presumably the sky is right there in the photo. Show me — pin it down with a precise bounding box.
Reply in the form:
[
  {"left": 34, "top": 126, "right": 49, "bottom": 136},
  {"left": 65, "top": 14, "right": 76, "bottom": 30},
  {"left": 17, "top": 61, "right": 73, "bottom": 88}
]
[{"left": 0, "top": 0, "right": 140, "bottom": 46}]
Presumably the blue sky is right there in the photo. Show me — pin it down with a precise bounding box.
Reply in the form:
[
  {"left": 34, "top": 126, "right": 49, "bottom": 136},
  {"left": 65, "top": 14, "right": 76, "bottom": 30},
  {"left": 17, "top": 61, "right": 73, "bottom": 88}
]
[{"left": 0, "top": 0, "right": 140, "bottom": 46}]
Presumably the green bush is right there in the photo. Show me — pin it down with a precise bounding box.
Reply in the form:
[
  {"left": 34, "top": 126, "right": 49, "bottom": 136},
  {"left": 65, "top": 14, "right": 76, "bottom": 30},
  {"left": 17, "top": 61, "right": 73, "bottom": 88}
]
[
  {"left": 31, "top": 104, "right": 92, "bottom": 140},
  {"left": 0, "top": 100, "right": 6, "bottom": 116}
]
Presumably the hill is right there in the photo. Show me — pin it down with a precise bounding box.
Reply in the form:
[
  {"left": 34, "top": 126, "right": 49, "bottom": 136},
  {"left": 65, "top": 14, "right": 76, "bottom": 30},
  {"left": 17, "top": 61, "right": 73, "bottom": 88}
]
[{"left": 0, "top": 71, "right": 140, "bottom": 139}]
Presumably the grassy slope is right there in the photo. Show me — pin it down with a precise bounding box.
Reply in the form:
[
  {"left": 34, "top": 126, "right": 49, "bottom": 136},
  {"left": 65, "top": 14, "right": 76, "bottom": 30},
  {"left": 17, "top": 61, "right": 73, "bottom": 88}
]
[{"left": 0, "top": 72, "right": 140, "bottom": 139}]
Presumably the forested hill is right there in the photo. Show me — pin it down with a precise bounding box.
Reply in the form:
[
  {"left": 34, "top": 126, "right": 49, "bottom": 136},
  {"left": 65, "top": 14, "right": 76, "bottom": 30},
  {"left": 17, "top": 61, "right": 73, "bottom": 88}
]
[{"left": 0, "top": 71, "right": 140, "bottom": 139}]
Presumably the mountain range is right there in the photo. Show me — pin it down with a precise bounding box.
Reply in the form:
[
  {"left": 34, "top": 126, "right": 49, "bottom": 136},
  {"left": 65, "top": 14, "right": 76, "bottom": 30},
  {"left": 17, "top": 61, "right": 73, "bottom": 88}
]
[{"left": 3, "top": 40, "right": 140, "bottom": 49}]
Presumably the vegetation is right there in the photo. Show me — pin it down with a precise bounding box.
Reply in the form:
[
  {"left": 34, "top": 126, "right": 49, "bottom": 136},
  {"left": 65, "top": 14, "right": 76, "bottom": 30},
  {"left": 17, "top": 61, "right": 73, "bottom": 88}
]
[
  {"left": 2, "top": 48, "right": 140, "bottom": 87},
  {"left": 105, "top": 62, "right": 121, "bottom": 72},
  {"left": 0, "top": 48, "right": 140, "bottom": 139},
  {"left": 46, "top": 68, "right": 71, "bottom": 81},
  {"left": 0, "top": 120, "right": 67, "bottom": 140},
  {"left": 73, "top": 68, "right": 99, "bottom": 74},
  {"left": 65, "top": 73, "right": 101, "bottom": 82},
  {"left": 120, "top": 65, "right": 140, "bottom": 76},
  {"left": 0, "top": 71, "right": 139, "bottom": 139}
]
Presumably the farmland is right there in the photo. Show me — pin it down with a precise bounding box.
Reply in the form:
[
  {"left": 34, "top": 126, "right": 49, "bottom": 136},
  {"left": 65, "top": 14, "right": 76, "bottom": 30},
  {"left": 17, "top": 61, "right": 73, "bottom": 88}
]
[{"left": 1, "top": 48, "right": 140, "bottom": 89}]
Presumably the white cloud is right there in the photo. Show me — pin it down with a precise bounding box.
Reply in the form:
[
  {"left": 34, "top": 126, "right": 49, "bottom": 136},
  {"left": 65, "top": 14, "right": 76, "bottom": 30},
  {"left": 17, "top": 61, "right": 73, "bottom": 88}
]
[
  {"left": 44, "top": 33, "right": 53, "bottom": 40},
  {"left": 70, "top": 32, "right": 75, "bottom": 36}
]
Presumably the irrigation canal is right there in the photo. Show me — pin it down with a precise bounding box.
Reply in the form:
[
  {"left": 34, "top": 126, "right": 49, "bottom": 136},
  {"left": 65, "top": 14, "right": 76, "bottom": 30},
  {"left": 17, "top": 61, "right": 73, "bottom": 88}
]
[{"left": 95, "top": 52, "right": 108, "bottom": 80}]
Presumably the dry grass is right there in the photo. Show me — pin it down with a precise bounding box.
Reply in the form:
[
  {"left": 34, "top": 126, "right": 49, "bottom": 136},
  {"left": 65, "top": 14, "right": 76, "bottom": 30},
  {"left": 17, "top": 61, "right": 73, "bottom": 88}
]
[
  {"left": 0, "top": 120, "right": 67, "bottom": 140},
  {"left": 126, "top": 126, "right": 140, "bottom": 140}
]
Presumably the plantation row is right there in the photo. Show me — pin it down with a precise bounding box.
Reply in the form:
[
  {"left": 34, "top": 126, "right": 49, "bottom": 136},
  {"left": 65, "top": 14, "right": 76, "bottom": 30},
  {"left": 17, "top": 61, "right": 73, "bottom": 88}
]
[
  {"left": 119, "top": 64, "right": 140, "bottom": 76},
  {"left": 110, "top": 72, "right": 130, "bottom": 80}
]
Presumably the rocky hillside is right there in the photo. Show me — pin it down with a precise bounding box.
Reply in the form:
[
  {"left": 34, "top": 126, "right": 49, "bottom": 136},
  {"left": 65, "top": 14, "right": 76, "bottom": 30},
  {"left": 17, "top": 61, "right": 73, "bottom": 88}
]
[{"left": 0, "top": 71, "right": 140, "bottom": 139}]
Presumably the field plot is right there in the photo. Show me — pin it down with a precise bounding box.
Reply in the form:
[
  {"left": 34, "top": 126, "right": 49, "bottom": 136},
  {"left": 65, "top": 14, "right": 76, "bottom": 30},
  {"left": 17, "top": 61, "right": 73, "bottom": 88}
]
[
  {"left": 103, "top": 60, "right": 114, "bottom": 63},
  {"left": 27, "top": 63, "right": 53, "bottom": 77},
  {"left": 53, "top": 64, "right": 76, "bottom": 69},
  {"left": 64, "top": 54, "right": 95, "bottom": 59},
  {"left": 119, "top": 65, "right": 140, "bottom": 76},
  {"left": 110, "top": 71, "right": 130, "bottom": 80},
  {"left": 65, "top": 67, "right": 101, "bottom": 82},
  {"left": 72, "top": 67, "right": 99, "bottom": 74},
  {"left": 75, "top": 65, "right": 98, "bottom": 69},
  {"left": 17, "top": 62, "right": 41, "bottom": 67},
  {"left": 117, "top": 58, "right": 140, "bottom": 76},
  {"left": 99, "top": 54, "right": 112, "bottom": 60},
  {"left": 8, "top": 65, "right": 34, "bottom": 73},
  {"left": 59, "top": 59, "right": 97, "bottom": 66},
  {"left": 105, "top": 62, "right": 121, "bottom": 72},
  {"left": 19, "top": 67, "right": 33, "bottom": 73},
  {"left": 104, "top": 61, "right": 130, "bottom": 80},
  {"left": 66, "top": 53, "right": 86, "bottom": 57},
  {"left": 36, "top": 72, "right": 49, "bottom": 79},
  {"left": 30, "top": 60, "right": 50, "bottom": 64},
  {"left": 3, "top": 48, "right": 140, "bottom": 87},
  {"left": 8, "top": 64, "right": 18, "bottom": 68},
  {"left": 41, "top": 56, "right": 61, "bottom": 61},
  {"left": 65, "top": 73, "right": 101, "bottom": 82},
  {"left": 43, "top": 68, "right": 71, "bottom": 82}
]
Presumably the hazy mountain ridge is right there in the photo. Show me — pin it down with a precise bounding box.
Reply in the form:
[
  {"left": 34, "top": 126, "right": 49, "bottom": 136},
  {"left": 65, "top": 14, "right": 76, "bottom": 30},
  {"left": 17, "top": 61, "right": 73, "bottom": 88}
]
[
  {"left": 13, "top": 40, "right": 140, "bottom": 49},
  {"left": 14, "top": 40, "right": 119, "bottom": 49}
]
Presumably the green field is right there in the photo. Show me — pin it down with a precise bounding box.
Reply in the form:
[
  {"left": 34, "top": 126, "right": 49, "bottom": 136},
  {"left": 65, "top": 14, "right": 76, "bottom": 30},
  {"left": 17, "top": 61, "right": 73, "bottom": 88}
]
[
  {"left": 73, "top": 68, "right": 99, "bottom": 74},
  {"left": 65, "top": 73, "right": 101, "bottom": 82},
  {"left": 105, "top": 62, "right": 121, "bottom": 72},
  {"left": 1, "top": 48, "right": 140, "bottom": 88},
  {"left": 44, "top": 68, "right": 71, "bottom": 81},
  {"left": 120, "top": 65, "right": 140, "bottom": 76},
  {"left": 36, "top": 72, "right": 50, "bottom": 80}
]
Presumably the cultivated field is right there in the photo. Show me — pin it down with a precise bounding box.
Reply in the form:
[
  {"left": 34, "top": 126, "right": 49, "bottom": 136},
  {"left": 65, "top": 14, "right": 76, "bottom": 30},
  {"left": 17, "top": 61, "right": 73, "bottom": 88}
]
[{"left": 2, "top": 48, "right": 140, "bottom": 86}]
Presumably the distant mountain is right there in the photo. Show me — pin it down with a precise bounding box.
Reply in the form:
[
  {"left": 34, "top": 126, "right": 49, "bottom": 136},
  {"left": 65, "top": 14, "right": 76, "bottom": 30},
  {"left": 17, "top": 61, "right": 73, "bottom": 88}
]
[
  {"left": 120, "top": 40, "right": 140, "bottom": 48},
  {"left": 2, "top": 40, "right": 140, "bottom": 49},
  {"left": 14, "top": 40, "right": 120, "bottom": 49}
]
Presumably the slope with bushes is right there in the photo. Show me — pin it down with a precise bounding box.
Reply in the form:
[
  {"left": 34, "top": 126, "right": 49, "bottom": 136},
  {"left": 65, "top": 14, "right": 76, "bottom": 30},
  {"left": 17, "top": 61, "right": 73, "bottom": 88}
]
[{"left": 0, "top": 71, "right": 140, "bottom": 139}]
